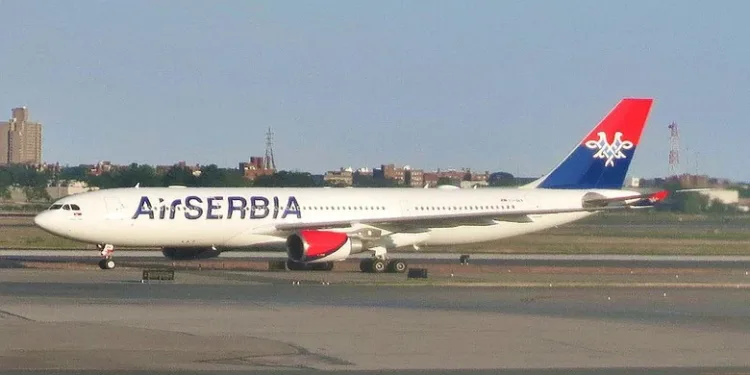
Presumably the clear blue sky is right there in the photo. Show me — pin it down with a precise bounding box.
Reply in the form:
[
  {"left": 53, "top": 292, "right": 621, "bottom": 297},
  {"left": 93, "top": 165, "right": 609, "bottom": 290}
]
[{"left": 1, "top": 1, "right": 748, "bottom": 181}]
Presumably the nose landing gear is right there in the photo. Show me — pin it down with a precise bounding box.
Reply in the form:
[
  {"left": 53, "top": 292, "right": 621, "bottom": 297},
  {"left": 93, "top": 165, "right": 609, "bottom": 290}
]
[
  {"left": 97, "top": 244, "right": 116, "bottom": 270},
  {"left": 98, "top": 258, "right": 116, "bottom": 270}
]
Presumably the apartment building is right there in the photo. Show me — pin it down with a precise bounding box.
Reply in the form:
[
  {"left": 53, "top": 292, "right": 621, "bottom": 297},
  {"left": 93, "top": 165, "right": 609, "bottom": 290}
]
[{"left": 0, "top": 107, "right": 42, "bottom": 165}]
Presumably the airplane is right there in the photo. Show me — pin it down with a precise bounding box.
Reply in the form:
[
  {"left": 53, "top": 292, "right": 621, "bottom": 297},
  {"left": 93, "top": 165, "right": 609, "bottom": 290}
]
[{"left": 34, "top": 98, "right": 666, "bottom": 273}]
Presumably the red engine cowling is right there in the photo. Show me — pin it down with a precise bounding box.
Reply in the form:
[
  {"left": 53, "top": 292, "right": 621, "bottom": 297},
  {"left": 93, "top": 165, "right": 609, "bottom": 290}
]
[{"left": 286, "top": 230, "right": 364, "bottom": 263}]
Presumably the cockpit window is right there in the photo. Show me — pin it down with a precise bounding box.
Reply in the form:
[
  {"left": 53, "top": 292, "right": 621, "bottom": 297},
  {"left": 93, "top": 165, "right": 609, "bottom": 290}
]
[
  {"left": 70, "top": 204, "right": 81, "bottom": 211},
  {"left": 49, "top": 204, "right": 63, "bottom": 210},
  {"left": 63, "top": 204, "right": 71, "bottom": 210}
]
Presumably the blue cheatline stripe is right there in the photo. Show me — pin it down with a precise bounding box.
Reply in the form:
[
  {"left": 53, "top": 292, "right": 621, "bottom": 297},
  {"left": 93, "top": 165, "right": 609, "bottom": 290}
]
[{"left": 538, "top": 146, "right": 636, "bottom": 189}]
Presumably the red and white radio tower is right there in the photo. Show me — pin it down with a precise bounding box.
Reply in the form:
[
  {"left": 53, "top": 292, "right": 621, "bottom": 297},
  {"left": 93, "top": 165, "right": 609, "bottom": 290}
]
[{"left": 668, "top": 122, "right": 680, "bottom": 177}]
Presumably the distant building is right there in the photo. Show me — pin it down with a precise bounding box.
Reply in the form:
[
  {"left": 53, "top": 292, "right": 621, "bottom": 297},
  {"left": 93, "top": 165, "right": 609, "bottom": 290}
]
[
  {"left": 436, "top": 169, "right": 468, "bottom": 182},
  {"left": 405, "top": 167, "right": 424, "bottom": 188},
  {"left": 669, "top": 174, "right": 710, "bottom": 188},
  {"left": 240, "top": 156, "right": 275, "bottom": 181},
  {"left": 738, "top": 198, "right": 750, "bottom": 212},
  {"left": 47, "top": 181, "right": 100, "bottom": 200},
  {"left": 356, "top": 167, "right": 373, "bottom": 176},
  {"left": 89, "top": 161, "right": 118, "bottom": 176},
  {"left": 422, "top": 172, "right": 439, "bottom": 187},
  {"left": 471, "top": 171, "right": 490, "bottom": 183},
  {"left": 154, "top": 161, "right": 201, "bottom": 176},
  {"left": 0, "top": 107, "right": 43, "bottom": 165},
  {"left": 381, "top": 164, "right": 406, "bottom": 184},
  {"left": 627, "top": 177, "right": 641, "bottom": 188},
  {"left": 708, "top": 177, "right": 730, "bottom": 187},
  {"left": 698, "top": 189, "right": 739, "bottom": 206},
  {"left": 324, "top": 168, "right": 354, "bottom": 186}
]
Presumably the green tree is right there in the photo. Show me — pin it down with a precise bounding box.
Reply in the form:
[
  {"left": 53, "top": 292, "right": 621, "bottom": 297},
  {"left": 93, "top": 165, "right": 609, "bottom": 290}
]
[
  {"left": 5, "top": 165, "right": 36, "bottom": 187},
  {"left": 161, "top": 165, "right": 198, "bottom": 187},
  {"left": 671, "top": 192, "right": 709, "bottom": 214},
  {"left": 88, "top": 171, "right": 119, "bottom": 189},
  {"left": 253, "top": 171, "right": 321, "bottom": 187},
  {"left": 730, "top": 186, "right": 750, "bottom": 198},
  {"left": 57, "top": 166, "right": 90, "bottom": 184},
  {"left": 221, "top": 169, "right": 251, "bottom": 187},
  {"left": 0, "top": 168, "right": 13, "bottom": 199},
  {"left": 24, "top": 185, "right": 50, "bottom": 202},
  {"left": 195, "top": 164, "right": 224, "bottom": 187},
  {"left": 489, "top": 172, "right": 516, "bottom": 187},
  {"left": 353, "top": 173, "right": 399, "bottom": 187},
  {"left": 117, "top": 164, "right": 160, "bottom": 187},
  {"left": 194, "top": 164, "right": 249, "bottom": 187},
  {"left": 706, "top": 199, "right": 730, "bottom": 214}
]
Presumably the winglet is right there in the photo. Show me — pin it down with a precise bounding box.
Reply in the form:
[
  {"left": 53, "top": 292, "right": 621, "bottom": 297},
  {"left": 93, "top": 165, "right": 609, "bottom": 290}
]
[
  {"left": 647, "top": 190, "right": 669, "bottom": 203},
  {"left": 627, "top": 189, "right": 670, "bottom": 208}
]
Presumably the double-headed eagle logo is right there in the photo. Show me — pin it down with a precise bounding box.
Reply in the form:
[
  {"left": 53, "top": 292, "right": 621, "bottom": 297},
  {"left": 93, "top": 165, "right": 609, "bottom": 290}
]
[{"left": 585, "top": 132, "right": 633, "bottom": 167}]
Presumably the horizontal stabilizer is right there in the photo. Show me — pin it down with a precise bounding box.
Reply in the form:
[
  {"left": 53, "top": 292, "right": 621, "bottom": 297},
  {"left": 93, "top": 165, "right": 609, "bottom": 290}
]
[{"left": 583, "top": 190, "right": 669, "bottom": 208}]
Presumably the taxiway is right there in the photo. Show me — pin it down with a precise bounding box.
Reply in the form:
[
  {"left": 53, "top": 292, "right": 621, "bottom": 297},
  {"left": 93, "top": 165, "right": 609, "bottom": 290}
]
[{"left": 1, "top": 260, "right": 749, "bottom": 374}]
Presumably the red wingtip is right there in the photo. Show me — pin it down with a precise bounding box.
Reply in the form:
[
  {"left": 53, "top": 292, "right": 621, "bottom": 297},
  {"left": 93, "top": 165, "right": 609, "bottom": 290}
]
[
  {"left": 583, "top": 98, "right": 653, "bottom": 147},
  {"left": 648, "top": 190, "right": 669, "bottom": 203}
]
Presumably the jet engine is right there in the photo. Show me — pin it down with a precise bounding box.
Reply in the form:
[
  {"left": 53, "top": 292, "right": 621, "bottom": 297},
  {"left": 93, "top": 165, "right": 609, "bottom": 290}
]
[
  {"left": 286, "top": 230, "right": 365, "bottom": 263},
  {"left": 161, "top": 247, "right": 222, "bottom": 260}
]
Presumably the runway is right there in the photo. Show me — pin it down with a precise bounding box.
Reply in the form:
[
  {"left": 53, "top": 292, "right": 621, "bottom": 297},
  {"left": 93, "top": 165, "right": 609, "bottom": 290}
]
[
  {"left": 1, "top": 265, "right": 750, "bottom": 373},
  {"left": 4, "top": 249, "right": 750, "bottom": 270}
]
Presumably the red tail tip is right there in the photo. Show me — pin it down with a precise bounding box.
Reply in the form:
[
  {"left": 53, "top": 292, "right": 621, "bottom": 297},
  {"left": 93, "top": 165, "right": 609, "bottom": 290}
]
[{"left": 583, "top": 98, "right": 654, "bottom": 147}]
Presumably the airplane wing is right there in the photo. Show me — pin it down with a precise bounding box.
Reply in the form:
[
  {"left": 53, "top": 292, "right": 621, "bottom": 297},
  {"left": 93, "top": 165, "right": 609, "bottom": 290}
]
[{"left": 274, "top": 190, "right": 669, "bottom": 232}]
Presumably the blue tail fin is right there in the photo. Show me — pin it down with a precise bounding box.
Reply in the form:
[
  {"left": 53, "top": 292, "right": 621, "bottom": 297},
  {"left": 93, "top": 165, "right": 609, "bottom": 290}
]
[{"left": 526, "top": 98, "right": 653, "bottom": 190}]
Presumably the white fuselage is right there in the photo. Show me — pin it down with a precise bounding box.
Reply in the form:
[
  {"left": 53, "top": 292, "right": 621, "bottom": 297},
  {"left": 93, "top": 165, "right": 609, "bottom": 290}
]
[{"left": 34, "top": 186, "right": 637, "bottom": 250}]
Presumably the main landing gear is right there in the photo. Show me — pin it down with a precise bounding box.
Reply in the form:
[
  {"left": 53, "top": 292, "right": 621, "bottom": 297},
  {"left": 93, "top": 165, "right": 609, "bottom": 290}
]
[
  {"left": 97, "top": 244, "right": 116, "bottom": 270},
  {"left": 359, "top": 258, "right": 407, "bottom": 274},
  {"left": 358, "top": 246, "right": 406, "bottom": 274}
]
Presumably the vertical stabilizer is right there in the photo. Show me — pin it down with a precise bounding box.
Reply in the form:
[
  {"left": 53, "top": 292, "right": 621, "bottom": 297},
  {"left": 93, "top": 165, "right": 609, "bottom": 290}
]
[{"left": 524, "top": 98, "right": 653, "bottom": 189}]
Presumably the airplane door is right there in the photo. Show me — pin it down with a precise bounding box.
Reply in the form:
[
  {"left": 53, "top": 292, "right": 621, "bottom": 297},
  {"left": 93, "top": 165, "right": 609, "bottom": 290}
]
[{"left": 104, "top": 197, "right": 127, "bottom": 220}]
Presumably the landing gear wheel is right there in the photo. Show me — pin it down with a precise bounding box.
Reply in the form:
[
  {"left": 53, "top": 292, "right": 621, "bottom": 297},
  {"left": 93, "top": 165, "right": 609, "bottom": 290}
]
[
  {"left": 312, "top": 262, "right": 334, "bottom": 271},
  {"left": 388, "top": 259, "right": 407, "bottom": 273},
  {"left": 359, "top": 259, "right": 372, "bottom": 273},
  {"left": 98, "top": 259, "right": 115, "bottom": 270},
  {"left": 370, "top": 259, "right": 386, "bottom": 273},
  {"left": 286, "top": 259, "right": 307, "bottom": 271}
]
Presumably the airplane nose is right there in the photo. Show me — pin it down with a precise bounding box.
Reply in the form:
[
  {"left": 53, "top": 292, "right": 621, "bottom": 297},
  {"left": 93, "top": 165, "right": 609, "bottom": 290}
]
[{"left": 34, "top": 211, "right": 54, "bottom": 232}]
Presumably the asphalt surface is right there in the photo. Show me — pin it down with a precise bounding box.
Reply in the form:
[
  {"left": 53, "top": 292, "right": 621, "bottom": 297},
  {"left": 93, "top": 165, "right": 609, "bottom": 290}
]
[
  {"left": 5, "top": 250, "right": 750, "bottom": 270},
  {"left": 1, "top": 266, "right": 749, "bottom": 374},
  {"left": 8, "top": 370, "right": 750, "bottom": 375}
]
